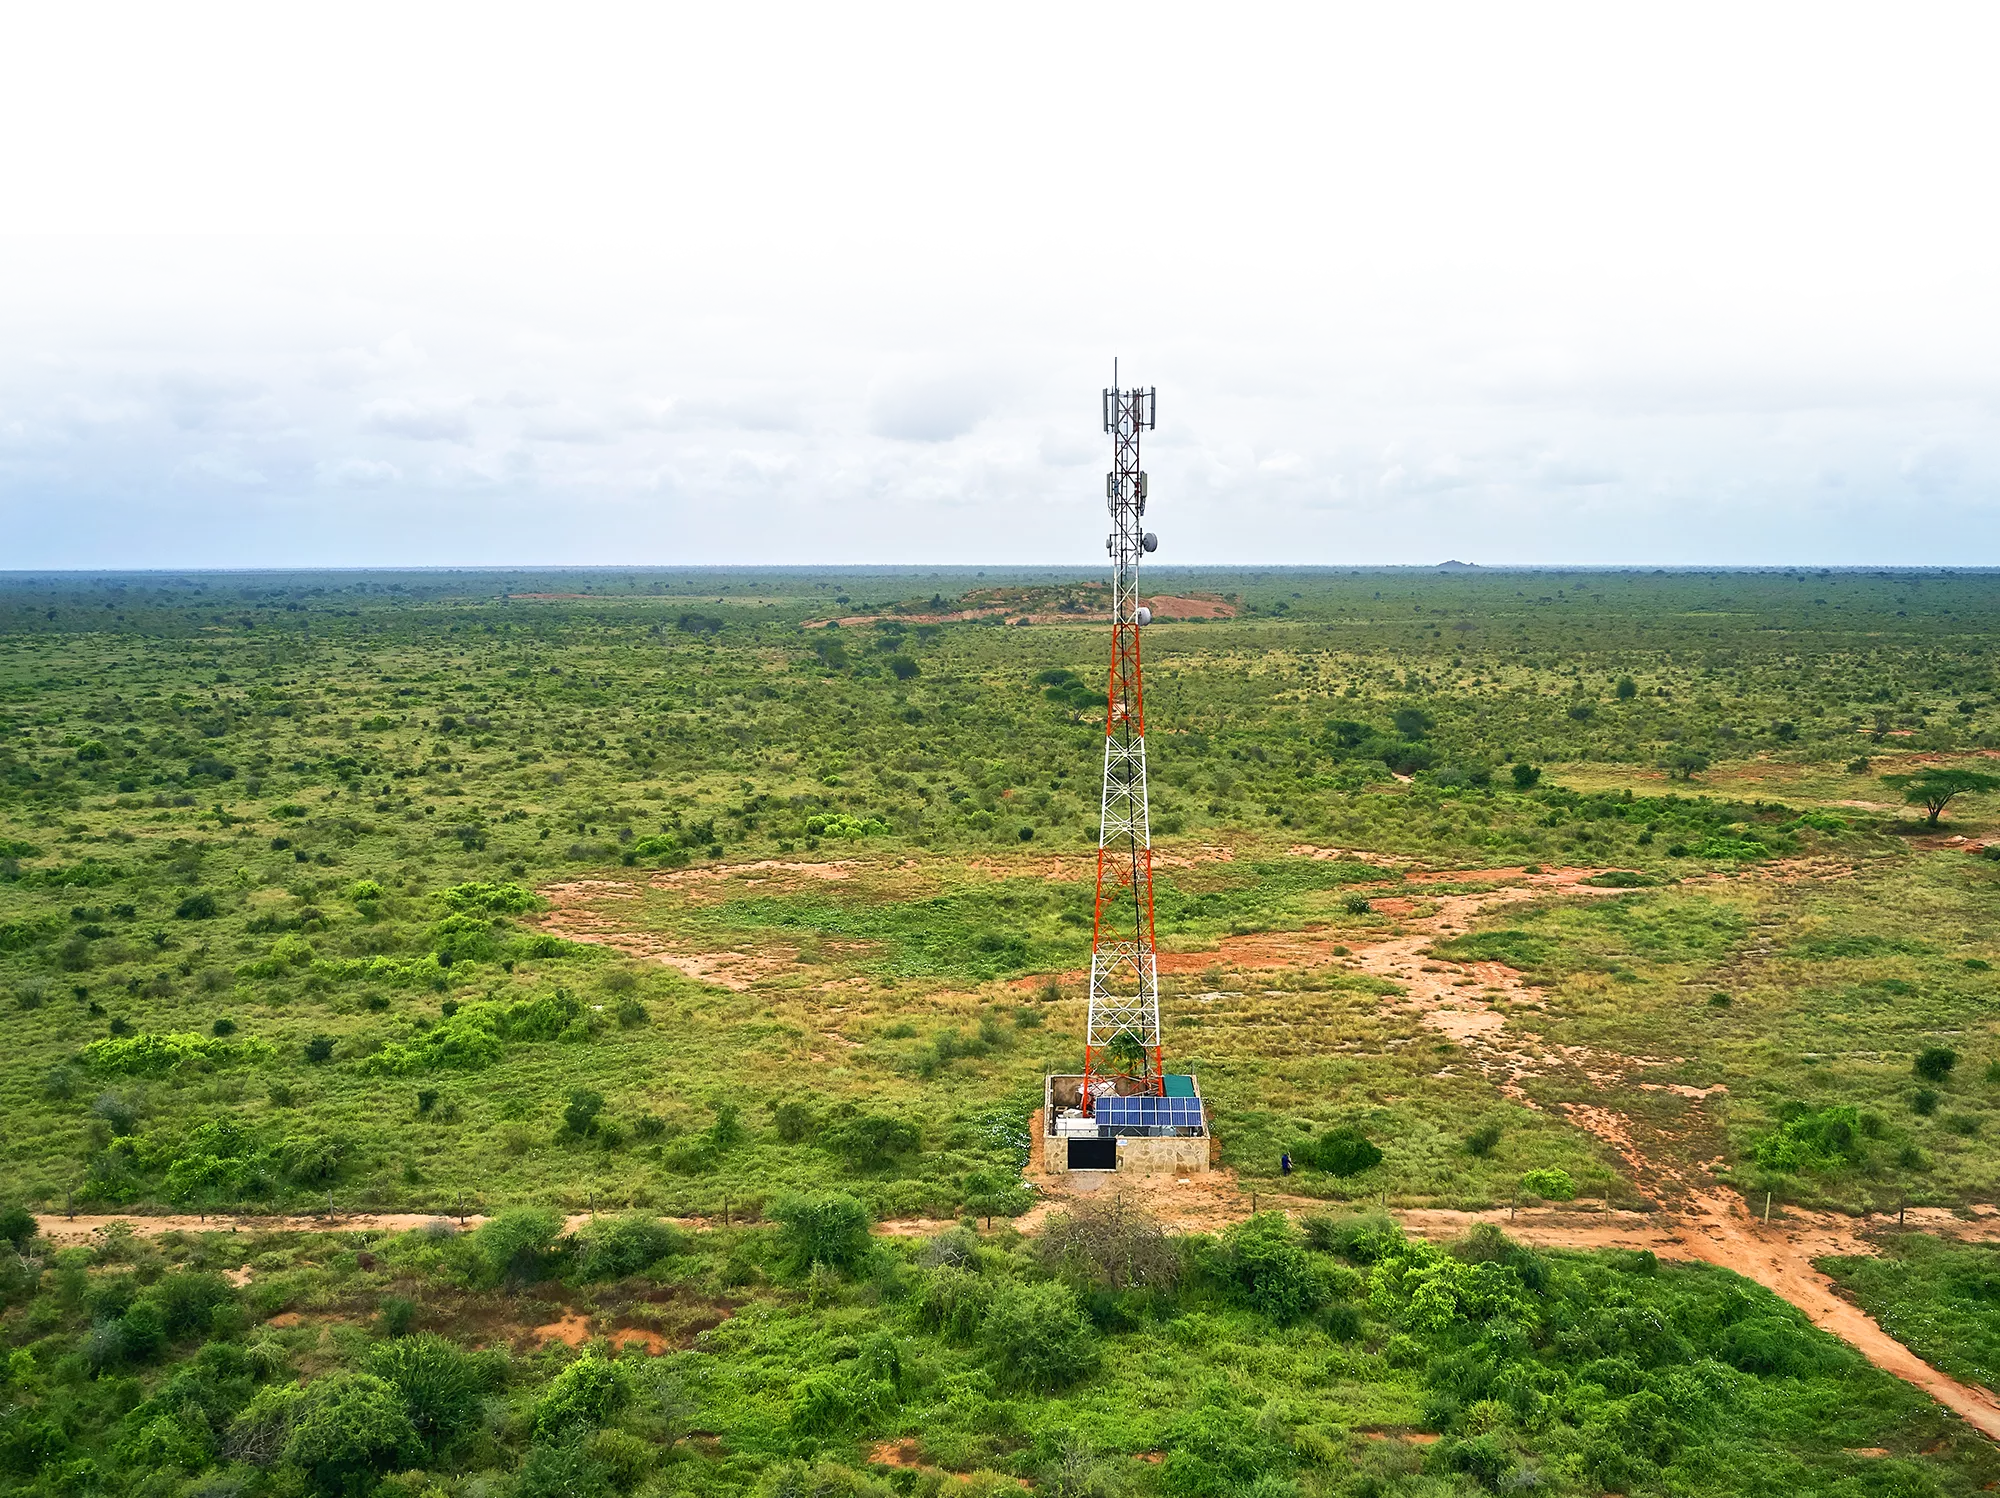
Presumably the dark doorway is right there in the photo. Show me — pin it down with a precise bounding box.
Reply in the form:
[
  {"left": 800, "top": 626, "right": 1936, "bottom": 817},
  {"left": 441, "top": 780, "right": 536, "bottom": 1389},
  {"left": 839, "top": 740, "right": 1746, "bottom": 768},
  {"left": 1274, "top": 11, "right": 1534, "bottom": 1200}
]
[{"left": 1067, "top": 1137, "right": 1117, "bottom": 1171}]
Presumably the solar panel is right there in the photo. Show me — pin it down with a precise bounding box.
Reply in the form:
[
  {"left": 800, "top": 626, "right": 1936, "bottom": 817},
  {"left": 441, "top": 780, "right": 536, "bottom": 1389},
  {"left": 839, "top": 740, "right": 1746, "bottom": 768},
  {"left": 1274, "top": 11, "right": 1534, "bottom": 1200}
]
[{"left": 1096, "top": 1095, "right": 1205, "bottom": 1131}]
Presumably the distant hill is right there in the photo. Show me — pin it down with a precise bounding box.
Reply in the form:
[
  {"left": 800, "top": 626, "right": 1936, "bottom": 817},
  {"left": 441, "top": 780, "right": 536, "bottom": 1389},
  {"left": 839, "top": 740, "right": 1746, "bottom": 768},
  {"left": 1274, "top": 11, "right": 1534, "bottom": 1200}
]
[{"left": 1437, "top": 559, "right": 1478, "bottom": 570}]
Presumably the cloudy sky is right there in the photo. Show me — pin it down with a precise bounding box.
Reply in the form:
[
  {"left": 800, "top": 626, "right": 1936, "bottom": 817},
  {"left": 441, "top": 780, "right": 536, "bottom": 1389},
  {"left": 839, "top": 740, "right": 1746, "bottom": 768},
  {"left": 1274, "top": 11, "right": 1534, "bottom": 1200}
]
[{"left": 3, "top": 2, "right": 1997, "bottom": 568}]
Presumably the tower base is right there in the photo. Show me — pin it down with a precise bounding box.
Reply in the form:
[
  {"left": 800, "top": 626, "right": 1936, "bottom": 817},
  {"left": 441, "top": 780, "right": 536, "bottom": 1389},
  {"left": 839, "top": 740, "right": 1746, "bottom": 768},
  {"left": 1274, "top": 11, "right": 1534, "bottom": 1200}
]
[{"left": 1042, "top": 1072, "right": 1211, "bottom": 1175}]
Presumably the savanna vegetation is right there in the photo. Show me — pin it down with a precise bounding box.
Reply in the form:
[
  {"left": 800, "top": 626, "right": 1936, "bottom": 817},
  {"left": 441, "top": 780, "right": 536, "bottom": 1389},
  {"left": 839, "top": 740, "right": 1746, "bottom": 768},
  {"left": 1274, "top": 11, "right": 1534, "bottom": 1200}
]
[{"left": 4, "top": 564, "right": 2000, "bottom": 1495}]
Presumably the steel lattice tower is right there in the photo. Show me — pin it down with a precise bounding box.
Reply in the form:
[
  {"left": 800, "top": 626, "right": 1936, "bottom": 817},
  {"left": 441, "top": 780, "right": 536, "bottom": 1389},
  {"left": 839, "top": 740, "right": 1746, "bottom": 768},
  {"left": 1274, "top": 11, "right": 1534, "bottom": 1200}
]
[{"left": 1083, "top": 379, "right": 1163, "bottom": 1111}]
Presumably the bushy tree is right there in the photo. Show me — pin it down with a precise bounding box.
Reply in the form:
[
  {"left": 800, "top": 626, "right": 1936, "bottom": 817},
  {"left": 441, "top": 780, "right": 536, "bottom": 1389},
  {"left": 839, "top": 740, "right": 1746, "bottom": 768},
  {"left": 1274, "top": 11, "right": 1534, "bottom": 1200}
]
[
  {"left": 1885, "top": 768, "right": 2000, "bottom": 826},
  {"left": 0, "top": 1204, "right": 36, "bottom": 1251},
  {"left": 1519, "top": 1167, "right": 1577, "bottom": 1201},
  {"left": 772, "top": 1193, "right": 873, "bottom": 1273},
  {"left": 1914, "top": 1046, "right": 1959, "bottom": 1082},
  {"left": 368, "top": 1333, "right": 488, "bottom": 1459},
  {"left": 961, "top": 1169, "right": 1032, "bottom": 1228},
  {"left": 575, "top": 1213, "right": 687, "bottom": 1281},
  {"left": 823, "top": 1113, "right": 919, "bottom": 1169},
  {"left": 562, "top": 1089, "right": 605, "bottom": 1138},
  {"left": 981, "top": 1280, "right": 1099, "bottom": 1390},
  {"left": 1663, "top": 751, "right": 1711, "bottom": 780},
  {"left": 1217, "top": 1212, "right": 1325, "bottom": 1325},
  {"left": 772, "top": 1099, "right": 815, "bottom": 1143},
  {"left": 1302, "top": 1124, "right": 1381, "bottom": 1177},
  {"left": 468, "top": 1206, "right": 564, "bottom": 1286},
  {"left": 534, "top": 1352, "right": 631, "bottom": 1439},
  {"left": 282, "top": 1372, "right": 419, "bottom": 1496}
]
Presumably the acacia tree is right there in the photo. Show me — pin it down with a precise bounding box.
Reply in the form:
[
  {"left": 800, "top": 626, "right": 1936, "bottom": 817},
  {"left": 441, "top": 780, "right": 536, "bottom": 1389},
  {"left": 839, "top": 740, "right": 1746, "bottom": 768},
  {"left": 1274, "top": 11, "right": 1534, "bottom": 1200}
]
[
  {"left": 1885, "top": 768, "right": 2000, "bottom": 826},
  {"left": 1663, "top": 750, "right": 1711, "bottom": 780}
]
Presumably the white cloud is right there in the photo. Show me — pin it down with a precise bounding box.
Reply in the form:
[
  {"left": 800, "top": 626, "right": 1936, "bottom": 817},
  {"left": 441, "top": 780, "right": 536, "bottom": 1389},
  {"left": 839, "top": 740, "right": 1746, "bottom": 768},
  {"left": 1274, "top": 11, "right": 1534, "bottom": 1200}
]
[
  {"left": 508, "top": 328, "right": 572, "bottom": 356},
  {"left": 3, "top": 234, "right": 2000, "bottom": 568},
  {"left": 359, "top": 398, "right": 473, "bottom": 442},
  {"left": 52, "top": 394, "right": 146, "bottom": 424},
  {"left": 868, "top": 375, "right": 990, "bottom": 443},
  {"left": 1900, "top": 441, "right": 1965, "bottom": 494},
  {"left": 175, "top": 452, "right": 267, "bottom": 486},
  {"left": 314, "top": 328, "right": 428, "bottom": 388},
  {"left": 320, "top": 457, "right": 401, "bottom": 487},
  {"left": 518, "top": 403, "right": 613, "bottom": 444},
  {"left": 1038, "top": 427, "right": 1097, "bottom": 467}
]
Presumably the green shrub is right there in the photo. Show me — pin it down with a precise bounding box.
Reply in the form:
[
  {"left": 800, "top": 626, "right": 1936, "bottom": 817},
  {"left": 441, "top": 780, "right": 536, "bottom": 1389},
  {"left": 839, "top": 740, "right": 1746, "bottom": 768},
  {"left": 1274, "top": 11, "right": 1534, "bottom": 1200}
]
[
  {"left": 1717, "top": 1315, "right": 1835, "bottom": 1376},
  {"left": 773, "top": 1099, "right": 815, "bottom": 1142},
  {"left": 0, "top": 1204, "right": 36, "bottom": 1251},
  {"left": 148, "top": 1271, "right": 236, "bottom": 1338},
  {"left": 790, "top": 1369, "right": 893, "bottom": 1435},
  {"left": 468, "top": 1206, "right": 564, "bottom": 1287},
  {"left": 534, "top": 1353, "right": 631, "bottom": 1439},
  {"left": 378, "top": 1296, "right": 417, "bottom": 1336},
  {"left": 440, "top": 881, "right": 538, "bottom": 914},
  {"left": 1159, "top": 1404, "right": 1285, "bottom": 1497},
  {"left": 1519, "top": 1167, "right": 1576, "bottom": 1201},
  {"left": 1309, "top": 1212, "right": 1403, "bottom": 1263},
  {"left": 772, "top": 1193, "right": 873, "bottom": 1273},
  {"left": 1218, "top": 1213, "right": 1325, "bottom": 1325},
  {"left": 368, "top": 1333, "right": 488, "bottom": 1459},
  {"left": 961, "top": 1169, "right": 1032, "bottom": 1225},
  {"left": 917, "top": 1264, "right": 993, "bottom": 1341},
  {"left": 80, "top": 1032, "right": 268, "bottom": 1076},
  {"left": 1752, "top": 1105, "right": 1869, "bottom": 1173},
  {"left": 282, "top": 1371, "right": 420, "bottom": 1497},
  {"left": 981, "top": 1280, "right": 1099, "bottom": 1390},
  {"left": 563, "top": 1089, "right": 605, "bottom": 1138},
  {"left": 1465, "top": 1122, "right": 1502, "bottom": 1158},
  {"left": 574, "top": 1214, "right": 686, "bottom": 1281},
  {"left": 280, "top": 1133, "right": 346, "bottom": 1184},
  {"left": 803, "top": 813, "right": 890, "bottom": 840},
  {"left": 1915, "top": 1046, "right": 1959, "bottom": 1082},
  {"left": 823, "top": 1112, "right": 920, "bottom": 1169},
  {"left": 1302, "top": 1125, "right": 1381, "bottom": 1177},
  {"left": 513, "top": 1436, "right": 614, "bottom": 1498},
  {"left": 175, "top": 892, "right": 219, "bottom": 920}
]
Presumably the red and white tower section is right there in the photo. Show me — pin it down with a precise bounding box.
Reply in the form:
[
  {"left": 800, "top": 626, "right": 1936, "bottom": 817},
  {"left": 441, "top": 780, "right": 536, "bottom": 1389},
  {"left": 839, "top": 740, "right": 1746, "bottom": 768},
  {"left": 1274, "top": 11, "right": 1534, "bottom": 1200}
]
[{"left": 1083, "top": 382, "right": 1164, "bottom": 1111}]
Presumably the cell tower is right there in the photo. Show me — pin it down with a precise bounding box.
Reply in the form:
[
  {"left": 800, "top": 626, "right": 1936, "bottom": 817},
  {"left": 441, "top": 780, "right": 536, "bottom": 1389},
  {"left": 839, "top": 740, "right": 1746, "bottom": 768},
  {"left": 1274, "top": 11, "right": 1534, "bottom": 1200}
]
[{"left": 1083, "top": 376, "right": 1163, "bottom": 1112}]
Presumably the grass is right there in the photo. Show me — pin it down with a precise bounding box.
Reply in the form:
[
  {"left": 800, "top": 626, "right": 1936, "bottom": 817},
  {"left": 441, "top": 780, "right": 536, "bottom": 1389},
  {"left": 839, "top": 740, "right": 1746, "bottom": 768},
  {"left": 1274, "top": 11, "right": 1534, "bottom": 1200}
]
[
  {"left": 6, "top": 1205, "right": 2000, "bottom": 1498},
  {"left": 1820, "top": 1233, "right": 2000, "bottom": 1395},
  {"left": 6, "top": 564, "right": 2000, "bottom": 1492}
]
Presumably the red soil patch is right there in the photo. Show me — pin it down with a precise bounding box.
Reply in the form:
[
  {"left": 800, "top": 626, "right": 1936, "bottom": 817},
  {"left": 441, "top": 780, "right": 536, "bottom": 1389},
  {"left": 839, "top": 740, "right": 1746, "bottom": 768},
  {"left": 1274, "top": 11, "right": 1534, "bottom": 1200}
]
[
  {"left": 1145, "top": 594, "right": 1238, "bottom": 620},
  {"left": 535, "top": 1310, "right": 592, "bottom": 1346}
]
